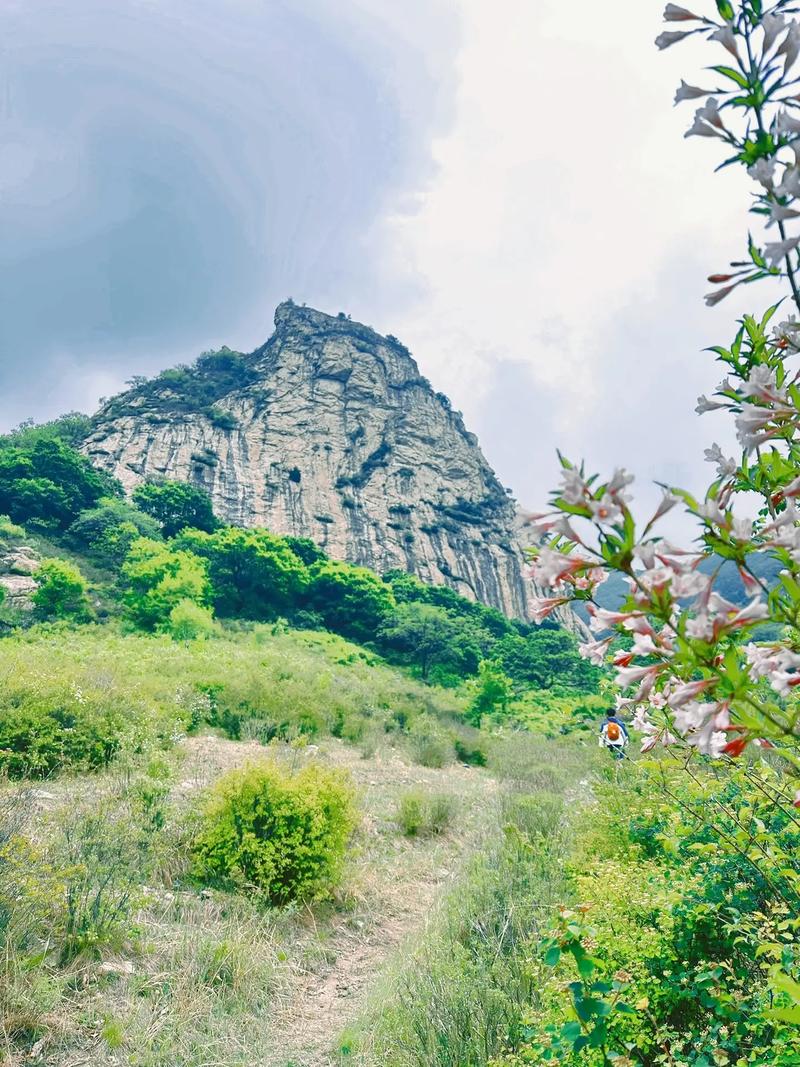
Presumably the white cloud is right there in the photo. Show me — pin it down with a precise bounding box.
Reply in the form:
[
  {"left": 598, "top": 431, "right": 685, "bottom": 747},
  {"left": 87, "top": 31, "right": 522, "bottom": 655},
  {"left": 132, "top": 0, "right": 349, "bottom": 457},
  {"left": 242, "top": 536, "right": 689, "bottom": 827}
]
[{"left": 372, "top": 0, "right": 777, "bottom": 534}]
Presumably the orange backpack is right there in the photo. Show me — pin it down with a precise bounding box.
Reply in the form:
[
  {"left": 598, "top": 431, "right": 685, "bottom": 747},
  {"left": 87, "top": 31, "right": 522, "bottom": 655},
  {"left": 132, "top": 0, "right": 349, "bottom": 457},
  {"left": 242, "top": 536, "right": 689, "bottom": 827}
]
[{"left": 605, "top": 720, "right": 621, "bottom": 742}]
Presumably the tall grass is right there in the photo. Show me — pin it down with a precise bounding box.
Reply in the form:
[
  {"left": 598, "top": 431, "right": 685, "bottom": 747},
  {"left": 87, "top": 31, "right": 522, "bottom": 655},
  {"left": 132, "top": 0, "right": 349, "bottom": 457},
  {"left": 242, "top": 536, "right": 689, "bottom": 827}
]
[
  {"left": 344, "top": 737, "right": 598, "bottom": 1067},
  {"left": 0, "top": 625, "right": 466, "bottom": 777}
]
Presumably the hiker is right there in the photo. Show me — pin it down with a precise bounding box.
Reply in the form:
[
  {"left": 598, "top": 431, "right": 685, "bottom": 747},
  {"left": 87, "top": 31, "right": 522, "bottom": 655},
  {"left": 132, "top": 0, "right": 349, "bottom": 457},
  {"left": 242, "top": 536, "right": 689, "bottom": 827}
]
[{"left": 599, "top": 711, "right": 629, "bottom": 759}]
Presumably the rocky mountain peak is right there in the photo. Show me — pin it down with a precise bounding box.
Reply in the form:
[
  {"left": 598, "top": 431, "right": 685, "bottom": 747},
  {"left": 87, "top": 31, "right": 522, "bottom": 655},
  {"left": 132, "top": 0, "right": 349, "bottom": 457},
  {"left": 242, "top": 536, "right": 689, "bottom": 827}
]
[{"left": 84, "top": 303, "right": 540, "bottom": 620}]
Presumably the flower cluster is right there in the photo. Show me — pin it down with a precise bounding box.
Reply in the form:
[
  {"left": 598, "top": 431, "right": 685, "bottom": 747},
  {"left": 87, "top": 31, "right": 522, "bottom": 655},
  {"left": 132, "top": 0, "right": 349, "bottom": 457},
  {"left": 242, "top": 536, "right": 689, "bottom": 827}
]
[{"left": 525, "top": 2, "right": 800, "bottom": 765}]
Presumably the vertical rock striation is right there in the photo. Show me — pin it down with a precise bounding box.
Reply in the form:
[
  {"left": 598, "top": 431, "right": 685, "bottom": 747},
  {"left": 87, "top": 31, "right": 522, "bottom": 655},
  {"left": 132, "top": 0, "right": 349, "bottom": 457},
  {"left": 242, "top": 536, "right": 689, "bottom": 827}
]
[{"left": 85, "top": 303, "right": 536, "bottom": 618}]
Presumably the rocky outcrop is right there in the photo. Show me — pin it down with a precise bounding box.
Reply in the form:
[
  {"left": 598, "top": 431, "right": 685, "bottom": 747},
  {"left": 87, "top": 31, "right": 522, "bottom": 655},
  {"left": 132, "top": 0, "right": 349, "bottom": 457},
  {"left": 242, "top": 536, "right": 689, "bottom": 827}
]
[
  {"left": 84, "top": 303, "right": 538, "bottom": 619},
  {"left": 0, "top": 545, "right": 39, "bottom": 610}
]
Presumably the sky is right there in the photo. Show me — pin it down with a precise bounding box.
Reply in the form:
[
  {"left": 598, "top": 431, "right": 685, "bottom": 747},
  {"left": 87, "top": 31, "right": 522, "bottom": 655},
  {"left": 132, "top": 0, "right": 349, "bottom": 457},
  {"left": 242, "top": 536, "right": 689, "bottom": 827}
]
[{"left": 0, "top": 1, "right": 774, "bottom": 531}]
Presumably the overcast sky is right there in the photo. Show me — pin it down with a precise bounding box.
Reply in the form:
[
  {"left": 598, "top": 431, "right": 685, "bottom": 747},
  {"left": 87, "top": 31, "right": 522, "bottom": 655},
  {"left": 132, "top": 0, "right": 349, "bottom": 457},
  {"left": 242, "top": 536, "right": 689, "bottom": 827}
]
[{"left": 0, "top": 1, "right": 772, "bottom": 527}]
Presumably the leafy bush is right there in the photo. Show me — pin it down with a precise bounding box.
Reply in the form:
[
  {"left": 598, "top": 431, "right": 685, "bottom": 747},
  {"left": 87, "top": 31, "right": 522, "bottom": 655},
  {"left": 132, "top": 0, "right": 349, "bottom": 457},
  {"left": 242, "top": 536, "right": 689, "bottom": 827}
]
[
  {"left": 132, "top": 479, "right": 218, "bottom": 538},
  {"left": 121, "top": 537, "right": 211, "bottom": 631},
  {"left": 32, "top": 559, "right": 91, "bottom": 621},
  {"left": 168, "top": 598, "right": 217, "bottom": 641},
  {"left": 306, "top": 559, "right": 395, "bottom": 643},
  {"left": 175, "top": 526, "right": 308, "bottom": 620},
  {"left": 191, "top": 761, "right": 357, "bottom": 904},
  {"left": 377, "top": 602, "right": 483, "bottom": 682},
  {"left": 405, "top": 714, "right": 453, "bottom": 768},
  {"left": 65, "top": 498, "right": 161, "bottom": 566}
]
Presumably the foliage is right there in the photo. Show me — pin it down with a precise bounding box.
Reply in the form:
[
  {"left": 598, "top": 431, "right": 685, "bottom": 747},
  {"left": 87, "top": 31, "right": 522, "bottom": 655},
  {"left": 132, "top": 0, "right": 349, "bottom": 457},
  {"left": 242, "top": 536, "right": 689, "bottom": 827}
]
[
  {"left": 307, "top": 558, "right": 395, "bottom": 643},
  {"left": 121, "top": 537, "right": 211, "bottom": 631},
  {"left": 132, "top": 479, "right": 218, "bottom": 538},
  {"left": 395, "top": 790, "right": 456, "bottom": 837},
  {"left": 496, "top": 758, "right": 800, "bottom": 1066},
  {"left": 377, "top": 601, "right": 483, "bottom": 681},
  {"left": 0, "top": 438, "right": 120, "bottom": 530},
  {"left": 466, "top": 661, "right": 514, "bottom": 726},
  {"left": 65, "top": 497, "right": 161, "bottom": 567},
  {"left": 175, "top": 526, "right": 308, "bottom": 620},
  {"left": 2, "top": 412, "right": 92, "bottom": 451},
  {"left": 496, "top": 629, "right": 600, "bottom": 693},
  {"left": 191, "top": 761, "right": 357, "bottom": 904},
  {"left": 168, "top": 598, "right": 218, "bottom": 641},
  {"left": 32, "top": 558, "right": 91, "bottom": 621},
  {"left": 405, "top": 713, "right": 453, "bottom": 768}
]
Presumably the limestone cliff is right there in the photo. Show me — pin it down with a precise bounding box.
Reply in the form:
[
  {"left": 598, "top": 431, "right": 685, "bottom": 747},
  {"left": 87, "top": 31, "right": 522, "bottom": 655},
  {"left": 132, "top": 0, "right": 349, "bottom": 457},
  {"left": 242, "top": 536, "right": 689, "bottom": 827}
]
[{"left": 85, "top": 303, "right": 535, "bottom": 618}]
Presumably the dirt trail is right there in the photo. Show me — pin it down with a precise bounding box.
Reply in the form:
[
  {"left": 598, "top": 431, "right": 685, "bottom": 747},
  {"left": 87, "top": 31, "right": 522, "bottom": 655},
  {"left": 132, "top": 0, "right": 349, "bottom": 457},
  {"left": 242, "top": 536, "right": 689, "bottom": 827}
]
[{"left": 179, "top": 736, "right": 496, "bottom": 1067}]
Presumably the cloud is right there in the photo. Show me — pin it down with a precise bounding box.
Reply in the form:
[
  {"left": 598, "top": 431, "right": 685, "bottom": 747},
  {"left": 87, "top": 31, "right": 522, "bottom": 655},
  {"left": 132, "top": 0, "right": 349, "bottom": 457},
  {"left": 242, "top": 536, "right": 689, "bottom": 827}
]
[{"left": 0, "top": 0, "right": 458, "bottom": 427}]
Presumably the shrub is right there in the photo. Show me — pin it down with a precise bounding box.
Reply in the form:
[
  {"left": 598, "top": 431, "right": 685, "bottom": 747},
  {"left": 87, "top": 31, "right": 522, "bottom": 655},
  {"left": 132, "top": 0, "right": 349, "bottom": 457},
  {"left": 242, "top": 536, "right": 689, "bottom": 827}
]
[
  {"left": 121, "top": 538, "right": 211, "bottom": 631},
  {"left": 65, "top": 498, "right": 160, "bottom": 567},
  {"left": 453, "top": 736, "right": 488, "bottom": 767},
  {"left": 396, "top": 791, "right": 457, "bottom": 837},
  {"left": 32, "top": 558, "right": 91, "bottom": 621},
  {"left": 191, "top": 762, "right": 357, "bottom": 904},
  {"left": 405, "top": 714, "right": 453, "bottom": 768},
  {"left": 306, "top": 559, "right": 395, "bottom": 644},
  {"left": 168, "top": 598, "right": 217, "bottom": 641}
]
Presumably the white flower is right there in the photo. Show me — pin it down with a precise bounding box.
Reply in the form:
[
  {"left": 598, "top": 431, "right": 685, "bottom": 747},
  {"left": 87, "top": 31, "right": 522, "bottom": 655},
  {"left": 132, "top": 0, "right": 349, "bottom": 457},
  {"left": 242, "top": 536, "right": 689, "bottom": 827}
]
[
  {"left": 579, "top": 637, "right": 612, "bottom": 666},
  {"left": 685, "top": 97, "right": 726, "bottom": 139},
  {"left": 589, "top": 494, "right": 623, "bottom": 526},
  {"left": 674, "top": 80, "right": 713, "bottom": 104},
  {"left": 773, "top": 315, "right": 800, "bottom": 345},
  {"left": 776, "top": 167, "right": 800, "bottom": 199},
  {"left": 739, "top": 364, "right": 787, "bottom": 404},
  {"left": 704, "top": 443, "right": 737, "bottom": 479},
  {"left": 778, "top": 20, "right": 800, "bottom": 72},
  {"left": 710, "top": 25, "right": 739, "bottom": 59},
  {"left": 747, "top": 158, "right": 776, "bottom": 187},
  {"left": 735, "top": 403, "right": 776, "bottom": 451},
  {"left": 764, "top": 235, "right": 800, "bottom": 266},
  {"left": 775, "top": 109, "right": 800, "bottom": 137},
  {"left": 656, "top": 29, "right": 695, "bottom": 49},
  {"left": 767, "top": 202, "right": 800, "bottom": 228},
  {"left": 686, "top": 613, "right": 714, "bottom": 641},
  {"left": 763, "top": 11, "right": 786, "bottom": 52},
  {"left": 697, "top": 500, "right": 726, "bottom": 525},
  {"left": 663, "top": 3, "right": 700, "bottom": 19},
  {"left": 695, "top": 394, "right": 727, "bottom": 415},
  {"left": 560, "top": 468, "right": 587, "bottom": 506},
  {"left": 607, "top": 468, "right": 635, "bottom": 496}
]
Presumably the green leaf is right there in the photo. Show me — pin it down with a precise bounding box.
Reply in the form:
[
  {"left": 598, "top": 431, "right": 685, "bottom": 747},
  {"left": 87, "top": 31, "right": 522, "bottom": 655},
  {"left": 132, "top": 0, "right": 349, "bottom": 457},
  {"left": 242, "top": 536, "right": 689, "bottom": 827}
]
[
  {"left": 713, "top": 64, "right": 749, "bottom": 89},
  {"left": 544, "top": 945, "right": 561, "bottom": 968},
  {"left": 716, "top": 0, "right": 735, "bottom": 20}
]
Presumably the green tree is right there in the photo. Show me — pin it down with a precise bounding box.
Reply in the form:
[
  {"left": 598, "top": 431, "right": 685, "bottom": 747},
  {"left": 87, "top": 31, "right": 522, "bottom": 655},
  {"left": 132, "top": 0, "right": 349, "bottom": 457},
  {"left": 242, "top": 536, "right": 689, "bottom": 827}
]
[
  {"left": 121, "top": 538, "right": 210, "bottom": 631},
  {"left": 496, "top": 629, "right": 599, "bottom": 692},
  {"left": 465, "top": 661, "right": 513, "bottom": 727},
  {"left": 66, "top": 498, "right": 161, "bottom": 567},
  {"left": 307, "top": 559, "right": 395, "bottom": 643},
  {"left": 0, "top": 439, "right": 118, "bottom": 529},
  {"left": 377, "top": 602, "right": 482, "bottom": 681},
  {"left": 32, "top": 559, "right": 92, "bottom": 621},
  {"left": 132, "top": 479, "right": 218, "bottom": 538},
  {"left": 175, "top": 526, "right": 308, "bottom": 620}
]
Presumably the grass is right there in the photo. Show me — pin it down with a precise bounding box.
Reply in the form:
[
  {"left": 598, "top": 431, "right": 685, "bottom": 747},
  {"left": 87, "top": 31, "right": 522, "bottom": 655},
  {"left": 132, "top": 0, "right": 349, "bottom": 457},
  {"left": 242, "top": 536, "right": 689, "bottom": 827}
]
[
  {"left": 340, "top": 735, "right": 600, "bottom": 1067},
  {"left": 0, "top": 624, "right": 467, "bottom": 777}
]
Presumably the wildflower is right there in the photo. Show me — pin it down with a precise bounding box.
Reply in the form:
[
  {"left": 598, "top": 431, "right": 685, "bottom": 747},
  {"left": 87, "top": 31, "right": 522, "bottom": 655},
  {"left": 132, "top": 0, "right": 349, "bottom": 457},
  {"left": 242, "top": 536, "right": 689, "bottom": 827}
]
[
  {"left": 768, "top": 203, "right": 800, "bottom": 227},
  {"left": 674, "top": 79, "right": 713, "bottom": 104},
  {"left": 615, "top": 663, "right": 664, "bottom": 689},
  {"left": 589, "top": 493, "right": 623, "bottom": 525},
  {"left": 663, "top": 4, "right": 700, "bottom": 20},
  {"left": 560, "top": 468, "right": 587, "bottom": 506},
  {"left": 763, "top": 12, "right": 786, "bottom": 52},
  {"left": 739, "top": 365, "right": 786, "bottom": 404},
  {"left": 686, "top": 613, "right": 714, "bottom": 641},
  {"left": 776, "top": 167, "right": 800, "bottom": 198},
  {"left": 709, "top": 25, "right": 739, "bottom": 59},
  {"left": 668, "top": 677, "right": 717, "bottom": 707},
  {"left": 530, "top": 596, "right": 570, "bottom": 623},
  {"left": 775, "top": 109, "right": 800, "bottom": 137},
  {"left": 705, "top": 284, "right": 737, "bottom": 306},
  {"left": 704, "top": 443, "right": 736, "bottom": 479},
  {"left": 656, "top": 30, "right": 695, "bottom": 49},
  {"left": 778, "top": 20, "right": 800, "bottom": 72},
  {"left": 747, "top": 158, "right": 776, "bottom": 187},
  {"left": 579, "top": 636, "right": 613, "bottom": 666},
  {"left": 685, "top": 98, "right": 727, "bottom": 139},
  {"left": 764, "top": 235, "right": 800, "bottom": 266},
  {"left": 695, "top": 394, "right": 727, "bottom": 414}
]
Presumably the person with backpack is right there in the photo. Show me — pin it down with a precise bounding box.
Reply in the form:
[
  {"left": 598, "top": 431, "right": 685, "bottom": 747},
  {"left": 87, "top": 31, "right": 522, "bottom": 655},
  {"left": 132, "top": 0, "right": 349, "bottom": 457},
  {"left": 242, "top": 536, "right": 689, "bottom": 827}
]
[{"left": 599, "top": 711, "right": 629, "bottom": 759}]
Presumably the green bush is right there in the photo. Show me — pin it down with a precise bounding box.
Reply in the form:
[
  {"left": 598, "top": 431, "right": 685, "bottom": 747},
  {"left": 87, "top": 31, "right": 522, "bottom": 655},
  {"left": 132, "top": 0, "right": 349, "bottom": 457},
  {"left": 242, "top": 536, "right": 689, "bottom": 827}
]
[
  {"left": 65, "top": 498, "right": 161, "bottom": 566},
  {"left": 406, "top": 714, "right": 453, "bottom": 768},
  {"left": 132, "top": 479, "right": 218, "bottom": 538},
  {"left": 396, "top": 791, "right": 456, "bottom": 837},
  {"left": 168, "top": 598, "right": 217, "bottom": 641},
  {"left": 191, "top": 761, "right": 358, "bottom": 904},
  {"left": 32, "top": 558, "right": 92, "bottom": 622},
  {"left": 121, "top": 538, "right": 211, "bottom": 631}
]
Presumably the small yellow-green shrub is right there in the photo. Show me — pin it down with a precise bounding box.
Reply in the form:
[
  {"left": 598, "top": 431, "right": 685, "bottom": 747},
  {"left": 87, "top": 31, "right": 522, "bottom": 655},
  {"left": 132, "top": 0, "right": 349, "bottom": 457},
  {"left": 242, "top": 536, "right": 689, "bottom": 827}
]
[
  {"left": 192, "top": 761, "right": 358, "bottom": 904},
  {"left": 395, "top": 790, "right": 456, "bottom": 837}
]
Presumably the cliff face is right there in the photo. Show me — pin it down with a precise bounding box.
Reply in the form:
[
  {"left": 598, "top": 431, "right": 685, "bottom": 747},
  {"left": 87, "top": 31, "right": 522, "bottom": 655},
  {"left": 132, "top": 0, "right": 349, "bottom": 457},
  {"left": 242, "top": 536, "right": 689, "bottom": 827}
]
[{"left": 84, "top": 303, "right": 534, "bottom": 618}]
